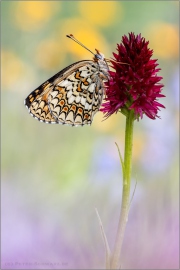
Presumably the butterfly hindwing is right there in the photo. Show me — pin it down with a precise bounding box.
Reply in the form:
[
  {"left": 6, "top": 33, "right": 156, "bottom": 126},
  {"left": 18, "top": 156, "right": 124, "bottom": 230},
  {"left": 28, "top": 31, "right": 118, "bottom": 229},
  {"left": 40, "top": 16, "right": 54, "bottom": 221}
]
[
  {"left": 25, "top": 58, "right": 109, "bottom": 126},
  {"left": 48, "top": 61, "right": 104, "bottom": 125}
]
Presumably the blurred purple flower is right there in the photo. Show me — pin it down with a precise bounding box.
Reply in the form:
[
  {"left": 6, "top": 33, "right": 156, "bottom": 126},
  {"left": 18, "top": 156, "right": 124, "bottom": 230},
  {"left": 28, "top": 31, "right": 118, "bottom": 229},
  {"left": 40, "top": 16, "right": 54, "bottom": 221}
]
[{"left": 101, "top": 33, "right": 165, "bottom": 120}]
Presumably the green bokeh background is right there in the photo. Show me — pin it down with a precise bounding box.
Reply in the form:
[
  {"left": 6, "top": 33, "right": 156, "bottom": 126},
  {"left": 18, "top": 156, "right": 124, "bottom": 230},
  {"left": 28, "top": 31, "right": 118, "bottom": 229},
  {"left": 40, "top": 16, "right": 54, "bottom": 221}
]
[{"left": 1, "top": 1, "right": 179, "bottom": 269}]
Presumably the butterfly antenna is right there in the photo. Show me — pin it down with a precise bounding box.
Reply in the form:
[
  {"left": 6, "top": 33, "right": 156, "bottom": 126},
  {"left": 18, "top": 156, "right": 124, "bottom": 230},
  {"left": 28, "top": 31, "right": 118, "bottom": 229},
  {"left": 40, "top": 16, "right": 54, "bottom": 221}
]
[{"left": 66, "top": 34, "right": 95, "bottom": 56}]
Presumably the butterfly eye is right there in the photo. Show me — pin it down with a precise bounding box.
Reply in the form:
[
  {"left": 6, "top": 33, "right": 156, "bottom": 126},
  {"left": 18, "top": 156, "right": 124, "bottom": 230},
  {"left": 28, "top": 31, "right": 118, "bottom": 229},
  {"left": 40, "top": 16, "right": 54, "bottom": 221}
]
[{"left": 95, "top": 54, "right": 103, "bottom": 60}]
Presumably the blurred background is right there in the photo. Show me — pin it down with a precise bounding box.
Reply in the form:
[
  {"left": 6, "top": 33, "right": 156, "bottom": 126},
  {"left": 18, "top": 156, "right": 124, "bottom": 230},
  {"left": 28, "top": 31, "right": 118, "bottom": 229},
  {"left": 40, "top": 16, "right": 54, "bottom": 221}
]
[{"left": 1, "top": 1, "right": 179, "bottom": 269}]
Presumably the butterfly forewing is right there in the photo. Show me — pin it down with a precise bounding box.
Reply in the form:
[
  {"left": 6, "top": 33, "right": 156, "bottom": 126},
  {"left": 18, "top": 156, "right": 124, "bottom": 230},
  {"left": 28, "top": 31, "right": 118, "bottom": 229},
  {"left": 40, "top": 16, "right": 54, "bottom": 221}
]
[{"left": 25, "top": 58, "right": 109, "bottom": 126}]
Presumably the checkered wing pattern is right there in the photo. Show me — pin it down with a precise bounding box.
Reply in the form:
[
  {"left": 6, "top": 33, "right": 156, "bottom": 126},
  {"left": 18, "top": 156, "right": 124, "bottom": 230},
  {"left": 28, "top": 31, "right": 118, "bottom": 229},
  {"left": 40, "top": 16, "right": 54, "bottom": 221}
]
[{"left": 24, "top": 59, "right": 109, "bottom": 126}]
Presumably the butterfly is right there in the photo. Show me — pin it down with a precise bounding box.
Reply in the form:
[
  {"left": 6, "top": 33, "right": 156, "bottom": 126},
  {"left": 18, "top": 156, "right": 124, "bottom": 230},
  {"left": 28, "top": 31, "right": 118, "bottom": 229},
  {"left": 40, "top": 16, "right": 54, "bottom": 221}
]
[{"left": 24, "top": 34, "right": 110, "bottom": 126}]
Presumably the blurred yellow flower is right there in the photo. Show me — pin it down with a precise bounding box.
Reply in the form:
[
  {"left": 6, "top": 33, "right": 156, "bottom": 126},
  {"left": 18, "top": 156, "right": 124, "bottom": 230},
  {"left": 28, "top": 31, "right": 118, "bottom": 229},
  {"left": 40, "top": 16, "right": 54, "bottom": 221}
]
[
  {"left": 114, "top": 131, "right": 145, "bottom": 161},
  {"left": 132, "top": 133, "right": 145, "bottom": 161},
  {"left": 35, "top": 39, "right": 65, "bottom": 71},
  {"left": 146, "top": 22, "right": 179, "bottom": 59},
  {"left": 78, "top": 1, "right": 121, "bottom": 26},
  {"left": 93, "top": 112, "right": 121, "bottom": 133},
  {"left": 2, "top": 50, "right": 25, "bottom": 89},
  {"left": 56, "top": 18, "right": 110, "bottom": 59},
  {"left": 13, "top": 1, "right": 60, "bottom": 31}
]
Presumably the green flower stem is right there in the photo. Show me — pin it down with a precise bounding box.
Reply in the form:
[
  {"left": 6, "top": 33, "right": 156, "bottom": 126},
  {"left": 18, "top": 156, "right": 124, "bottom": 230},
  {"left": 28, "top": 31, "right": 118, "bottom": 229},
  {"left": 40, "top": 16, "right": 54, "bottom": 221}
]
[{"left": 110, "top": 110, "right": 134, "bottom": 269}]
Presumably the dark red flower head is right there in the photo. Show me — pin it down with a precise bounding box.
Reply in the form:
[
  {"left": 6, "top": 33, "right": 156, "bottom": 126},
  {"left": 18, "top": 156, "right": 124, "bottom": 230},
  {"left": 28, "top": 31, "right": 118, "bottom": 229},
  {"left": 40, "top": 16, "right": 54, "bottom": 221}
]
[{"left": 101, "top": 33, "right": 165, "bottom": 120}]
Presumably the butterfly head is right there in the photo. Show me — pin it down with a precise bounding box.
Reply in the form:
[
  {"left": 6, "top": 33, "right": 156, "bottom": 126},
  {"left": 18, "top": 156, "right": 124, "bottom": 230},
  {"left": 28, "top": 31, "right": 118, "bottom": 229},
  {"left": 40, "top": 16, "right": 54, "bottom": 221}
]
[{"left": 94, "top": 49, "right": 105, "bottom": 62}]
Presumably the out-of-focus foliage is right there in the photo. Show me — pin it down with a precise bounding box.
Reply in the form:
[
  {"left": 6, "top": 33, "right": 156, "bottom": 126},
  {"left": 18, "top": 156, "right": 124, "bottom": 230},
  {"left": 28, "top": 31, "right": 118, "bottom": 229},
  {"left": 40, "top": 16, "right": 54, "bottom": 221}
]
[{"left": 1, "top": 1, "right": 179, "bottom": 269}]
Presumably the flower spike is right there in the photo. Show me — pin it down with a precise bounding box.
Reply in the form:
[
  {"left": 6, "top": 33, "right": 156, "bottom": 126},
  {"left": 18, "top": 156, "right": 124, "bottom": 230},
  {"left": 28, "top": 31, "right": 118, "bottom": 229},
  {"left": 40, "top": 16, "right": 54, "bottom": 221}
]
[{"left": 101, "top": 32, "right": 165, "bottom": 120}]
